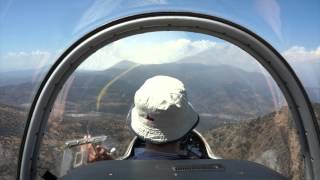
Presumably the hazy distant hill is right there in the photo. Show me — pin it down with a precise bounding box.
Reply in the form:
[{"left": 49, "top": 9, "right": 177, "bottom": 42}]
[
  {"left": 289, "top": 61, "right": 320, "bottom": 103},
  {"left": 0, "top": 61, "right": 285, "bottom": 133},
  {"left": 177, "top": 46, "right": 258, "bottom": 72},
  {"left": 0, "top": 67, "right": 48, "bottom": 87},
  {"left": 0, "top": 82, "right": 37, "bottom": 108},
  {"left": 69, "top": 62, "right": 278, "bottom": 119},
  {"left": 111, "top": 60, "right": 138, "bottom": 69},
  {"left": 0, "top": 70, "right": 33, "bottom": 87},
  {"left": 179, "top": 47, "right": 320, "bottom": 103}
]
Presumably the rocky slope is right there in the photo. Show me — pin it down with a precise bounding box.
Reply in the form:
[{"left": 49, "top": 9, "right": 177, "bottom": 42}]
[
  {"left": 0, "top": 104, "right": 27, "bottom": 180},
  {"left": 203, "top": 106, "right": 306, "bottom": 180}
]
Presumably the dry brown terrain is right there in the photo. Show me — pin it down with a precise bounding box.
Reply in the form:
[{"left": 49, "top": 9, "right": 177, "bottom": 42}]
[{"left": 204, "top": 107, "right": 304, "bottom": 180}]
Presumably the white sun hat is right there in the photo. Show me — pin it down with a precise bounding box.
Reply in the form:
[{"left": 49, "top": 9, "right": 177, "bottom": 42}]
[{"left": 130, "top": 75, "right": 199, "bottom": 144}]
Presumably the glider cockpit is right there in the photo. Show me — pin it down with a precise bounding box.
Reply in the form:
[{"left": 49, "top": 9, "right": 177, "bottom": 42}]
[
  {"left": 59, "top": 130, "right": 288, "bottom": 180},
  {"left": 13, "top": 12, "right": 319, "bottom": 180}
]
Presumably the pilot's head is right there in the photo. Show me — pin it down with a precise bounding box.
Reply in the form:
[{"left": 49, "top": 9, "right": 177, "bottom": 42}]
[{"left": 130, "top": 75, "right": 199, "bottom": 144}]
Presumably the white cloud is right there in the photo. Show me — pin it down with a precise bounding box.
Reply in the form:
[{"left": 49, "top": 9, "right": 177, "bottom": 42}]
[
  {"left": 4, "top": 42, "right": 318, "bottom": 87},
  {"left": 79, "top": 35, "right": 269, "bottom": 73},
  {"left": 282, "top": 46, "right": 320, "bottom": 63},
  {"left": 0, "top": 0, "right": 13, "bottom": 24},
  {"left": 254, "top": 0, "right": 282, "bottom": 40},
  {"left": 128, "top": 0, "right": 168, "bottom": 7},
  {"left": 147, "top": 0, "right": 167, "bottom": 4},
  {"left": 73, "top": 0, "right": 122, "bottom": 34},
  {"left": 282, "top": 46, "right": 320, "bottom": 89},
  {"left": 73, "top": 0, "right": 168, "bottom": 34},
  {"left": 0, "top": 50, "right": 53, "bottom": 71},
  {"left": 178, "top": 42, "right": 264, "bottom": 72},
  {"left": 6, "top": 50, "right": 50, "bottom": 58},
  {"left": 0, "top": 50, "right": 56, "bottom": 83},
  {"left": 79, "top": 38, "right": 218, "bottom": 70}
]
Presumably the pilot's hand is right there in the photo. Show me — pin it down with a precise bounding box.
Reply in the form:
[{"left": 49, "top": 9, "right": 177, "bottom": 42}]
[{"left": 87, "top": 144, "right": 113, "bottom": 162}]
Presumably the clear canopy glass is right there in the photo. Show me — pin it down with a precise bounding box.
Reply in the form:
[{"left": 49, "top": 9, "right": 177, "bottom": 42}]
[
  {"left": 0, "top": 1, "right": 319, "bottom": 179},
  {"left": 34, "top": 32, "right": 304, "bottom": 179}
]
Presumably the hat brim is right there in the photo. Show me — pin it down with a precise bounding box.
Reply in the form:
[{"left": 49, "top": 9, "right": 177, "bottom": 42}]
[{"left": 130, "top": 103, "right": 199, "bottom": 144}]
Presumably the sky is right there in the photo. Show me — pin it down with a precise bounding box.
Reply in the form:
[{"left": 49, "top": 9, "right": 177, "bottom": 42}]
[{"left": 0, "top": 0, "right": 319, "bottom": 72}]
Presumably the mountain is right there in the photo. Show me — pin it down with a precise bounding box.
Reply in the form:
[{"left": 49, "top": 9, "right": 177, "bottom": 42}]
[
  {"left": 0, "top": 82, "right": 37, "bottom": 108},
  {"left": 179, "top": 46, "right": 320, "bottom": 103},
  {"left": 110, "top": 60, "right": 138, "bottom": 69},
  {"left": 0, "top": 59, "right": 318, "bottom": 179},
  {"left": 0, "top": 61, "right": 282, "bottom": 127},
  {"left": 0, "top": 67, "right": 49, "bottom": 87},
  {"left": 289, "top": 61, "right": 320, "bottom": 103},
  {"left": 177, "top": 46, "right": 259, "bottom": 72},
  {"left": 289, "top": 61, "right": 320, "bottom": 87},
  {"left": 203, "top": 106, "right": 305, "bottom": 180},
  {"left": 64, "top": 62, "right": 279, "bottom": 123}
]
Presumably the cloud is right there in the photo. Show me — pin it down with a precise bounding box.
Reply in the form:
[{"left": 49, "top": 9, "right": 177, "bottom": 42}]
[
  {"left": 282, "top": 46, "right": 320, "bottom": 89},
  {"left": 0, "top": 50, "right": 57, "bottom": 84},
  {"left": 79, "top": 38, "right": 218, "bottom": 70},
  {"left": 73, "top": 0, "right": 122, "bottom": 34},
  {"left": 254, "top": 0, "right": 283, "bottom": 40},
  {"left": 178, "top": 42, "right": 263, "bottom": 72},
  {"left": 73, "top": 0, "right": 168, "bottom": 34},
  {"left": 0, "top": 0, "right": 14, "bottom": 24},
  {"left": 128, "top": 0, "right": 168, "bottom": 7},
  {"left": 0, "top": 50, "right": 54, "bottom": 72},
  {"left": 147, "top": 0, "right": 167, "bottom": 4},
  {"left": 282, "top": 46, "right": 320, "bottom": 63}
]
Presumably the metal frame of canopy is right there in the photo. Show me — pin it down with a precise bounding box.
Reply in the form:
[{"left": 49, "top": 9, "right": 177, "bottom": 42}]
[{"left": 17, "top": 12, "right": 320, "bottom": 180}]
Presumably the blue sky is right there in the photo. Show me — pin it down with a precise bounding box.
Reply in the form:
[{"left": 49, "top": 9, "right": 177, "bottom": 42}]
[
  {"left": 0, "top": 0, "right": 319, "bottom": 71},
  {"left": 1, "top": 0, "right": 319, "bottom": 52}
]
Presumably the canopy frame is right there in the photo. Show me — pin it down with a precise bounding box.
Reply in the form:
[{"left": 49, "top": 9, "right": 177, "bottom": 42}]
[{"left": 18, "top": 12, "right": 320, "bottom": 180}]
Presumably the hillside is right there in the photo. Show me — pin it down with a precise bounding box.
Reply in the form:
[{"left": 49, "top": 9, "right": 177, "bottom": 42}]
[
  {"left": 313, "top": 103, "right": 320, "bottom": 126},
  {"left": 0, "top": 104, "right": 26, "bottom": 136},
  {"left": 0, "top": 104, "right": 27, "bottom": 180},
  {"left": 203, "top": 106, "right": 307, "bottom": 180}
]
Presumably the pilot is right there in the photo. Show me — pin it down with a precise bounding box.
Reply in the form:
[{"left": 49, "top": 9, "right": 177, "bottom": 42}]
[{"left": 89, "top": 75, "right": 199, "bottom": 161}]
